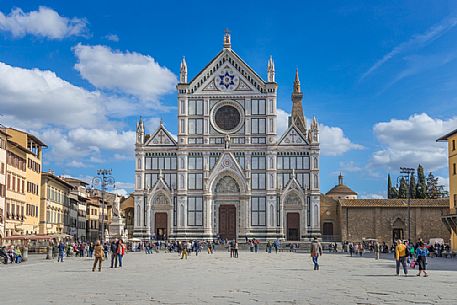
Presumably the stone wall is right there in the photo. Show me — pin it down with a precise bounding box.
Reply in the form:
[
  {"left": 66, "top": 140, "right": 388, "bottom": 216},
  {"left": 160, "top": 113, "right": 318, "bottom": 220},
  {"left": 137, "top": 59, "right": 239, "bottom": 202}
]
[{"left": 339, "top": 206, "right": 449, "bottom": 245}]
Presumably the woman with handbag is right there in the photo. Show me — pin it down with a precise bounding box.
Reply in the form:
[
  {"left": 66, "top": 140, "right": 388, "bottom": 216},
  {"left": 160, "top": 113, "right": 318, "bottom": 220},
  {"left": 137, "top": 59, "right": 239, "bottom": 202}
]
[
  {"left": 415, "top": 242, "right": 429, "bottom": 277},
  {"left": 92, "top": 240, "right": 104, "bottom": 272}
]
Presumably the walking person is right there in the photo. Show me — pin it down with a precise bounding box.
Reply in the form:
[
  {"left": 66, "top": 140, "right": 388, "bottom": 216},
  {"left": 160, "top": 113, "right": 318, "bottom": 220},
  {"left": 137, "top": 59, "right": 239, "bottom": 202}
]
[
  {"left": 110, "top": 240, "right": 118, "bottom": 268},
  {"left": 181, "top": 241, "right": 188, "bottom": 260},
  {"left": 58, "top": 241, "right": 65, "bottom": 262},
  {"left": 92, "top": 240, "right": 104, "bottom": 272},
  {"left": 117, "top": 239, "right": 125, "bottom": 267},
  {"left": 349, "top": 242, "right": 354, "bottom": 257},
  {"left": 415, "top": 242, "right": 429, "bottom": 277},
  {"left": 395, "top": 240, "right": 408, "bottom": 276},
  {"left": 374, "top": 241, "right": 380, "bottom": 260},
  {"left": 310, "top": 237, "right": 323, "bottom": 271},
  {"left": 234, "top": 241, "right": 239, "bottom": 258}
]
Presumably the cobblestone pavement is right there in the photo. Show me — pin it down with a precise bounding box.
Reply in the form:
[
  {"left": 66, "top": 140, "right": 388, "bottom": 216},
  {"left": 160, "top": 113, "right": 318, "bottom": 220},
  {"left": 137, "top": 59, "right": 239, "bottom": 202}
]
[{"left": 1, "top": 251, "right": 456, "bottom": 305}]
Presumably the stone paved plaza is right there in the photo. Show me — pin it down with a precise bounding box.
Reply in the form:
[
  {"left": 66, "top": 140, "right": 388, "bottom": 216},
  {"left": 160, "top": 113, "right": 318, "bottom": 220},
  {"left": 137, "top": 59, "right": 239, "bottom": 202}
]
[{"left": 1, "top": 251, "right": 457, "bottom": 305}]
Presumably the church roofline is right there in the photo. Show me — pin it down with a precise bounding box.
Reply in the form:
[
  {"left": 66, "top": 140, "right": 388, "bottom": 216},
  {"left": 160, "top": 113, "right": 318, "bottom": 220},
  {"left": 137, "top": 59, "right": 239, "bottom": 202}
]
[
  {"left": 144, "top": 123, "right": 177, "bottom": 146},
  {"left": 186, "top": 47, "right": 267, "bottom": 90}
]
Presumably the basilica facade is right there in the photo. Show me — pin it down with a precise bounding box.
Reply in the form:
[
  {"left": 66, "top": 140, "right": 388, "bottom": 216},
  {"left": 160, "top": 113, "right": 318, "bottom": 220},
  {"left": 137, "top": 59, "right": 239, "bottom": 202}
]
[{"left": 133, "top": 32, "right": 320, "bottom": 241}]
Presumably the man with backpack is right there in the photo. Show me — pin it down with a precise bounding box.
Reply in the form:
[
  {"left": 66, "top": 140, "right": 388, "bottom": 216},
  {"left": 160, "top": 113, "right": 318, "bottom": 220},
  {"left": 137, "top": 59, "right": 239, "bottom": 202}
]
[{"left": 395, "top": 240, "right": 408, "bottom": 276}]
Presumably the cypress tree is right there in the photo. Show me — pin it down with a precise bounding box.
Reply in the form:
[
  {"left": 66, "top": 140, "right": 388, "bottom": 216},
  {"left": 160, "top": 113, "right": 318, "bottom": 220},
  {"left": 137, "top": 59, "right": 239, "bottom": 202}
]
[
  {"left": 416, "top": 164, "right": 427, "bottom": 199},
  {"left": 387, "top": 174, "right": 393, "bottom": 199},
  {"left": 398, "top": 177, "right": 408, "bottom": 198},
  {"left": 426, "top": 172, "right": 440, "bottom": 199},
  {"left": 409, "top": 173, "right": 416, "bottom": 199}
]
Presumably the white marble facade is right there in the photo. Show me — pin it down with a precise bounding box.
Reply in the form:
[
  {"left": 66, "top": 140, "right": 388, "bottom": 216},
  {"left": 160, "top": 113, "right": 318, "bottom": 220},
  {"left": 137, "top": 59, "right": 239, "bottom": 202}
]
[{"left": 133, "top": 32, "right": 320, "bottom": 241}]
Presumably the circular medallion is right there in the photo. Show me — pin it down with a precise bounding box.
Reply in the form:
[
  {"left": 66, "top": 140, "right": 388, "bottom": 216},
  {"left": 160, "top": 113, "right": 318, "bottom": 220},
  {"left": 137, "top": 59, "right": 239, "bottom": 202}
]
[
  {"left": 210, "top": 101, "right": 244, "bottom": 134},
  {"left": 215, "top": 68, "right": 239, "bottom": 91},
  {"left": 215, "top": 105, "right": 240, "bottom": 131}
]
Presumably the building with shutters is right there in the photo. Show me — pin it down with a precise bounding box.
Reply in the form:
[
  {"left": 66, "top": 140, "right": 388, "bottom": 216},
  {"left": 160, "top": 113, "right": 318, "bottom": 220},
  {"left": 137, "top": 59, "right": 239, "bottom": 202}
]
[{"left": 133, "top": 32, "right": 320, "bottom": 241}]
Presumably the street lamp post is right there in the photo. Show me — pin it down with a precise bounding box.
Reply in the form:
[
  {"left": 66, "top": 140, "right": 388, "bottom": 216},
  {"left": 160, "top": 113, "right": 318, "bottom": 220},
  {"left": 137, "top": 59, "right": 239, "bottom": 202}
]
[
  {"left": 399, "top": 167, "right": 415, "bottom": 242},
  {"left": 91, "top": 169, "right": 115, "bottom": 243}
]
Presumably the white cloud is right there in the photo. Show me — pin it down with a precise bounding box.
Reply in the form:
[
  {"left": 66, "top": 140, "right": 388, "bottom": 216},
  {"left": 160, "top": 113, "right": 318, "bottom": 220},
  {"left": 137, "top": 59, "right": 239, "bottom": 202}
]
[
  {"left": 372, "top": 113, "right": 457, "bottom": 171},
  {"left": 437, "top": 176, "right": 450, "bottom": 192},
  {"left": 320, "top": 124, "right": 364, "bottom": 156},
  {"left": 338, "top": 161, "right": 362, "bottom": 172},
  {"left": 0, "top": 6, "right": 87, "bottom": 39},
  {"left": 360, "top": 193, "right": 385, "bottom": 199},
  {"left": 36, "top": 128, "right": 135, "bottom": 167},
  {"left": 360, "top": 16, "right": 457, "bottom": 81},
  {"left": 276, "top": 108, "right": 290, "bottom": 136},
  {"left": 144, "top": 117, "right": 161, "bottom": 133},
  {"left": 276, "top": 108, "right": 362, "bottom": 156},
  {"left": 105, "top": 34, "right": 119, "bottom": 42},
  {"left": 73, "top": 44, "right": 177, "bottom": 104},
  {"left": 112, "top": 189, "right": 129, "bottom": 197},
  {"left": 0, "top": 61, "right": 110, "bottom": 129}
]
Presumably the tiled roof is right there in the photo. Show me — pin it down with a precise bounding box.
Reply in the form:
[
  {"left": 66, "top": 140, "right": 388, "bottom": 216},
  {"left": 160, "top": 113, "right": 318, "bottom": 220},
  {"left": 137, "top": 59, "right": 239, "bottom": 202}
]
[
  {"left": 326, "top": 184, "right": 357, "bottom": 195},
  {"left": 120, "top": 195, "right": 134, "bottom": 210},
  {"left": 339, "top": 198, "right": 449, "bottom": 208}
]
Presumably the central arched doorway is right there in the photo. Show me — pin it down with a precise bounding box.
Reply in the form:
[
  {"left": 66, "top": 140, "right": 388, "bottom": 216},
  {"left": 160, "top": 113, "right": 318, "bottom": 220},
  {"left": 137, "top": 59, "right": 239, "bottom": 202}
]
[{"left": 214, "top": 176, "right": 240, "bottom": 240}]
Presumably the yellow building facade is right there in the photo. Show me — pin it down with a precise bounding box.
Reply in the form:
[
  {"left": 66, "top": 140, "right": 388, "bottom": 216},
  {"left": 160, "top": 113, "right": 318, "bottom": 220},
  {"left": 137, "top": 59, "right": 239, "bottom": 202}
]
[
  {"left": 0, "top": 129, "right": 8, "bottom": 239},
  {"left": 4, "top": 139, "right": 28, "bottom": 236},
  {"left": 40, "top": 172, "right": 73, "bottom": 235},
  {"left": 6, "top": 128, "right": 46, "bottom": 236},
  {"left": 438, "top": 129, "right": 457, "bottom": 250}
]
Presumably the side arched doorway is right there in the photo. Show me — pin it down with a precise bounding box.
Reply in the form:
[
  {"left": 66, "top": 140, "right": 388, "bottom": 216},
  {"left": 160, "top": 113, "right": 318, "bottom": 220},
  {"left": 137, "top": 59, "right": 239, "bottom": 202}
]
[
  {"left": 155, "top": 213, "right": 167, "bottom": 240},
  {"left": 214, "top": 176, "right": 240, "bottom": 240}
]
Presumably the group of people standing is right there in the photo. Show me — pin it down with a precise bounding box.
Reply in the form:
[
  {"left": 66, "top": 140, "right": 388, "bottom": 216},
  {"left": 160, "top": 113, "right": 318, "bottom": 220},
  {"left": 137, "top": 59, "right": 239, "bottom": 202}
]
[{"left": 394, "top": 239, "right": 429, "bottom": 277}]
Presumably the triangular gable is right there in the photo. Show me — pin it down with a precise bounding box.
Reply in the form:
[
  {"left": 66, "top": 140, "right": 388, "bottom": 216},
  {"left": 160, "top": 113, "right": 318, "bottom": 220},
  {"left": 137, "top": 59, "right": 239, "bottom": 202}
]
[
  {"left": 145, "top": 124, "right": 177, "bottom": 146},
  {"left": 197, "top": 62, "right": 258, "bottom": 94},
  {"left": 281, "top": 173, "right": 306, "bottom": 205},
  {"left": 188, "top": 48, "right": 266, "bottom": 94},
  {"left": 207, "top": 152, "right": 247, "bottom": 192},
  {"left": 278, "top": 124, "right": 308, "bottom": 145}
]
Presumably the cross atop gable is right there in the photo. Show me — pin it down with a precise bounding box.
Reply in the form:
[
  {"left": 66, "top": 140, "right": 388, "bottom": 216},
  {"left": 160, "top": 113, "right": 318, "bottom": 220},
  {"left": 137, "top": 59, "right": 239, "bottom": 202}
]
[
  {"left": 145, "top": 124, "right": 177, "bottom": 146},
  {"left": 278, "top": 125, "right": 308, "bottom": 146}
]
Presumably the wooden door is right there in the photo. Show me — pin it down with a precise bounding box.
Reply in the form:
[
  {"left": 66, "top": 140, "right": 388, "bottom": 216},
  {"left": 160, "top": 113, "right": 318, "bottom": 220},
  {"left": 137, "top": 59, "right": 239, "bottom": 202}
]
[
  {"left": 219, "top": 205, "right": 236, "bottom": 240},
  {"left": 155, "top": 213, "right": 167, "bottom": 240},
  {"left": 287, "top": 213, "right": 300, "bottom": 241}
]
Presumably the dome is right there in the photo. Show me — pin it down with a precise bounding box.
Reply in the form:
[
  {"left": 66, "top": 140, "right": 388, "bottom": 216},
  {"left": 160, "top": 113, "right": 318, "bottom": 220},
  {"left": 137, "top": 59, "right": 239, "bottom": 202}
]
[{"left": 325, "top": 173, "right": 357, "bottom": 197}]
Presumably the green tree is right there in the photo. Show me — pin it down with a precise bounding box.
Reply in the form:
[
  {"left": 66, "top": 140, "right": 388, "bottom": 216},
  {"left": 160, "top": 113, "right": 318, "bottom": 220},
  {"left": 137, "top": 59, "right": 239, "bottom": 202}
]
[
  {"left": 398, "top": 177, "right": 408, "bottom": 199},
  {"left": 409, "top": 173, "right": 416, "bottom": 199},
  {"left": 416, "top": 164, "right": 427, "bottom": 199},
  {"left": 390, "top": 186, "right": 399, "bottom": 199},
  {"left": 387, "top": 174, "right": 393, "bottom": 198},
  {"left": 426, "top": 172, "right": 440, "bottom": 199}
]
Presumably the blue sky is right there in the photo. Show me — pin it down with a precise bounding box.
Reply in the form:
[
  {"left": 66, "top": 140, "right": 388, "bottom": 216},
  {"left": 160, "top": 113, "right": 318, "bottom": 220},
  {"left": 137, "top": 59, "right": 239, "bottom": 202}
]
[{"left": 0, "top": 1, "right": 456, "bottom": 197}]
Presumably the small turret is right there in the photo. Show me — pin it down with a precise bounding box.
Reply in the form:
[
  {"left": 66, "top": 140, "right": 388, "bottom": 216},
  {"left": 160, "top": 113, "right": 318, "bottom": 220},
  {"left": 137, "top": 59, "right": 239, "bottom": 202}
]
[
  {"left": 308, "top": 116, "right": 319, "bottom": 143},
  {"left": 289, "top": 69, "right": 307, "bottom": 135},
  {"left": 223, "top": 29, "right": 231, "bottom": 49},
  {"left": 136, "top": 116, "right": 145, "bottom": 145},
  {"left": 180, "top": 57, "right": 187, "bottom": 83},
  {"left": 267, "top": 56, "right": 275, "bottom": 82}
]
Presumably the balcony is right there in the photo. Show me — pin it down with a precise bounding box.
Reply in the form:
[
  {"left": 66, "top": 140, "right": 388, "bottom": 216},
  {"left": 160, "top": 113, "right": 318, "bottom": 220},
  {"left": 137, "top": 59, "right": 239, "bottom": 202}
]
[{"left": 441, "top": 208, "right": 457, "bottom": 234}]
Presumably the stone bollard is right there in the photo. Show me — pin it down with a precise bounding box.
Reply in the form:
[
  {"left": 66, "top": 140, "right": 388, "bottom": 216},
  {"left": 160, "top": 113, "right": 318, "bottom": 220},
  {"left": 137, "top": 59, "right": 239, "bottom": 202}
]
[
  {"left": 22, "top": 247, "right": 29, "bottom": 262},
  {"left": 46, "top": 246, "right": 53, "bottom": 260}
]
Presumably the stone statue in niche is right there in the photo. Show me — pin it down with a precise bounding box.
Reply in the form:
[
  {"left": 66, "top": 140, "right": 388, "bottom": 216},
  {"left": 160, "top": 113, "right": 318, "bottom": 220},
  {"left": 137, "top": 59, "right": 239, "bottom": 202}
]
[{"left": 224, "top": 134, "right": 231, "bottom": 149}]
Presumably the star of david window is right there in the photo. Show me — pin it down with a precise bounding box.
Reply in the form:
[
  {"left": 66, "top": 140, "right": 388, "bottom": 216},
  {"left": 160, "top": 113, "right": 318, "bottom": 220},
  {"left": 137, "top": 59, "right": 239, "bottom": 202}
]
[
  {"left": 215, "top": 105, "right": 241, "bottom": 131},
  {"left": 215, "top": 68, "right": 239, "bottom": 91}
]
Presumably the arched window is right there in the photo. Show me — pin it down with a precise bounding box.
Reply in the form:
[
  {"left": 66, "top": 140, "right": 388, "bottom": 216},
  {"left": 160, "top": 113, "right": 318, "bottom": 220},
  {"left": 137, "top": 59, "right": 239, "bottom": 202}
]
[
  {"left": 314, "top": 157, "right": 318, "bottom": 169},
  {"left": 179, "top": 204, "right": 185, "bottom": 227},
  {"left": 314, "top": 174, "right": 319, "bottom": 189},
  {"left": 269, "top": 205, "right": 274, "bottom": 226},
  {"left": 137, "top": 158, "right": 142, "bottom": 170},
  {"left": 136, "top": 205, "right": 141, "bottom": 226}
]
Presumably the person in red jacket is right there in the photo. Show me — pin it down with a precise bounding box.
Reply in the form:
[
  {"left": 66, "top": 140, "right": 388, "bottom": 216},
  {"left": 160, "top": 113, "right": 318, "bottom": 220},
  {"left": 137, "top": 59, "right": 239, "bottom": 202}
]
[{"left": 116, "top": 239, "right": 125, "bottom": 268}]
